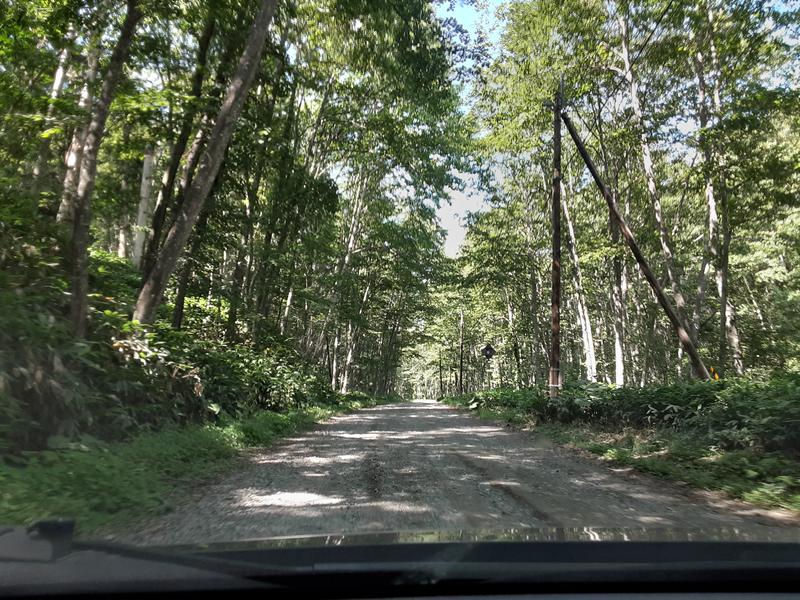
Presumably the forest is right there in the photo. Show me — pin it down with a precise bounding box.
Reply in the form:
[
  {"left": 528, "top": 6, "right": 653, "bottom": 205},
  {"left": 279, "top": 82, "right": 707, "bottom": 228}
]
[{"left": 1, "top": 0, "right": 800, "bottom": 527}]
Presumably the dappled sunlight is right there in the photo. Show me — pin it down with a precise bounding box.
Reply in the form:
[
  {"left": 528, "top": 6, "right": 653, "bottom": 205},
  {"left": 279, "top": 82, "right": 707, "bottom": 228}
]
[
  {"left": 240, "top": 491, "right": 345, "bottom": 508},
  {"left": 126, "top": 401, "right": 787, "bottom": 545}
]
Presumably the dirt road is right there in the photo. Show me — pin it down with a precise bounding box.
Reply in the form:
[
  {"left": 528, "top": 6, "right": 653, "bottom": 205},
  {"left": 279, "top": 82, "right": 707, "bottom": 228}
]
[{"left": 121, "top": 400, "right": 789, "bottom": 545}]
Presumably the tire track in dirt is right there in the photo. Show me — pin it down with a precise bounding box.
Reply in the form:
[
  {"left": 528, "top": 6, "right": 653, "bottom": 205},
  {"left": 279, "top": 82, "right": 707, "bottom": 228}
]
[{"left": 115, "top": 400, "right": 793, "bottom": 546}]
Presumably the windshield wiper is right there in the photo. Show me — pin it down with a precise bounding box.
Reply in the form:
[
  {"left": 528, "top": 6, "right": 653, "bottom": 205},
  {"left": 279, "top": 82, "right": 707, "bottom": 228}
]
[{"left": 1, "top": 520, "right": 304, "bottom": 581}]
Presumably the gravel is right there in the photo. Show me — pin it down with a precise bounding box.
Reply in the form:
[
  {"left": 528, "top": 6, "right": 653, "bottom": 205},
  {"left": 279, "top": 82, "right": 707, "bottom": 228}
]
[{"left": 116, "top": 400, "right": 795, "bottom": 546}]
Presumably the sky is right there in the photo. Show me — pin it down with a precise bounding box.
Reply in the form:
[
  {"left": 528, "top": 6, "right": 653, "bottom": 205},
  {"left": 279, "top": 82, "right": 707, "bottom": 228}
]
[{"left": 434, "top": 1, "right": 503, "bottom": 257}]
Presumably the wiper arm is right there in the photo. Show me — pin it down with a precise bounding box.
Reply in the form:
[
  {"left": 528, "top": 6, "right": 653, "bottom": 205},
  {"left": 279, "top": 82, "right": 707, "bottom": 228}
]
[
  {"left": 1, "top": 520, "right": 304, "bottom": 582},
  {"left": 0, "top": 520, "right": 75, "bottom": 562},
  {"left": 73, "top": 539, "right": 309, "bottom": 579}
]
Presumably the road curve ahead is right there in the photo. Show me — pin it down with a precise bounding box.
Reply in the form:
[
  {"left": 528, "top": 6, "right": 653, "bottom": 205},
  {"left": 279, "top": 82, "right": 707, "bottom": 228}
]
[{"left": 121, "top": 400, "right": 788, "bottom": 545}]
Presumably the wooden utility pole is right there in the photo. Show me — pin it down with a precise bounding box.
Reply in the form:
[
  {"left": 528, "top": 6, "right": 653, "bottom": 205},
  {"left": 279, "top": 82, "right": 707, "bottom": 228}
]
[
  {"left": 458, "top": 308, "right": 465, "bottom": 395},
  {"left": 438, "top": 349, "right": 444, "bottom": 397},
  {"left": 549, "top": 84, "right": 562, "bottom": 399},
  {"left": 561, "top": 111, "right": 711, "bottom": 380}
]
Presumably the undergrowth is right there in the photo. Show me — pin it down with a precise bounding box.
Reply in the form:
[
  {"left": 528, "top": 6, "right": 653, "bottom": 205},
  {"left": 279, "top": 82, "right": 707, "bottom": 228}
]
[
  {"left": 0, "top": 392, "right": 393, "bottom": 533},
  {"left": 442, "top": 377, "right": 800, "bottom": 512},
  {"left": 0, "top": 229, "right": 340, "bottom": 453}
]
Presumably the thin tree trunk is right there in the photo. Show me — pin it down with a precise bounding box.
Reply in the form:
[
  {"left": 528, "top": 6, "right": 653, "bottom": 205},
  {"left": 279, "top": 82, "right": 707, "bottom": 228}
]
[
  {"left": 331, "top": 327, "right": 340, "bottom": 390},
  {"left": 340, "top": 322, "right": 355, "bottom": 394},
  {"left": 561, "top": 181, "right": 596, "bottom": 381},
  {"left": 142, "top": 13, "right": 216, "bottom": 278},
  {"left": 610, "top": 203, "right": 626, "bottom": 386},
  {"left": 57, "top": 44, "right": 100, "bottom": 224},
  {"left": 505, "top": 291, "right": 523, "bottom": 388},
  {"left": 224, "top": 234, "right": 249, "bottom": 341},
  {"left": 132, "top": 145, "right": 156, "bottom": 268},
  {"left": 458, "top": 307, "right": 464, "bottom": 395},
  {"left": 279, "top": 285, "right": 294, "bottom": 335},
  {"left": 618, "top": 14, "right": 690, "bottom": 329},
  {"left": 69, "top": 0, "right": 143, "bottom": 337},
  {"left": 133, "top": 0, "right": 278, "bottom": 323},
  {"left": 340, "top": 282, "right": 371, "bottom": 394},
  {"left": 704, "top": 2, "right": 743, "bottom": 376},
  {"left": 171, "top": 261, "right": 191, "bottom": 329},
  {"left": 32, "top": 33, "right": 73, "bottom": 206},
  {"left": 716, "top": 222, "right": 743, "bottom": 374},
  {"left": 690, "top": 27, "right": 718, "bottom": 347},
  {"left": 313, "top": 171, "right": 368, "bottom": 355},
  {"left": 171, "top": 208, "right": 210, "bottom": 329},
  {"left": 117, "top": 214, "right": 128, "bottom": 258}
]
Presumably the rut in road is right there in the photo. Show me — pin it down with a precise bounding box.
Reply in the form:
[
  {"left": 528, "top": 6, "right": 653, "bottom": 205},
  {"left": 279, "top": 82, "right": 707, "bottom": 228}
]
[{"left": 122, "top": 400, "right": 785, "bottom": 545}]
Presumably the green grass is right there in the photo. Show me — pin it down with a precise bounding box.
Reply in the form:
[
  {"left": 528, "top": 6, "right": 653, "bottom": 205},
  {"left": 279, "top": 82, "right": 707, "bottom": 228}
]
[
  {"left": 0, "top": 394, "right": 394, "bottom": 535},
  {"left": 536, "top": 423, "right": 800, "bottom": 513},
  {"left": 442, "top": 380, "right": 800, "bottom": 513}
]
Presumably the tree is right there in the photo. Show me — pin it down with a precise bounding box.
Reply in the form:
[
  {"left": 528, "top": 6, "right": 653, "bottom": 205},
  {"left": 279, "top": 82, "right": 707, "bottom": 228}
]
[
  {"left": 133, "top": 0, "right": 279, "bottom": 323},
  {"left": 69, "top": 0, "right": 144, "bottom": 337}
]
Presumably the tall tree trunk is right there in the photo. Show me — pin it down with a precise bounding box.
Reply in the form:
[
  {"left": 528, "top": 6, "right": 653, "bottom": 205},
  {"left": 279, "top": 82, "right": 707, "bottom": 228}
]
[
  {"left": 339, "top": 322, "right": 355, "bottom": 394},
  {"left": 716, "top": 215, "right": 743, "bottom": 374},
  {"left": 171, "top": 261, "right": 191, "bottom": 329},
  {"left": 224, "top": 231, "right": 251, "bottom": 341},
  {"left": 312, "top": 171, "right": 368, "bottom": 355},
  {"left": 618, "top": 14, "right": 690, "bottom": 329},
  {"left": 331, "top": 327, "right": 341, "bottom": 390},
  {"left": 340, "top": 283, "right": 371, "bottom": 394},
  {"left": 132, "top": 145, "right": 156, "bottom": 268},
  {"left": 279, "top": 284, "right": 294, "bottom": 335},
  {"left": 32, "top": 32, "right": 73, "bottom": 207},
  {"left": 68, "top": 0, "right": 143, "bottom": 337},
  {"left": 133, "top": 0, "right": 278, "bottom": 323},
  {"left": 689, "top": 26, "right": 718, "bottom": 348},
  {"left": 704, "top": 2, "right": 743, "bottom": 376},
  {"left": 561, "top": 181, "right": 596, "bottom": 381},
  {"left": 117, "top": 214, "right": 128, "bottom": 258},
  {"left": 610, "top": 203, "right": 627, "bottom": 386},
  {"left": 505, "top": 291, "right": 523, "bottom": 388},
  {"left": 57, "top": 44, "right": 100, "bottom": 224},
  {"left": 458, "top": 307, "right": 464, "bottom": 395},
  {"left": 142, "top": 13, "right": 216, "bottom": 278},
  {"left": 171, "top": 208, "right": 210, "bottom": 329}
]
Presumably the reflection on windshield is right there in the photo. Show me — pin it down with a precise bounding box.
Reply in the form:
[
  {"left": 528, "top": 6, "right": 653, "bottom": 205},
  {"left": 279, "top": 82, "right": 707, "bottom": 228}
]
[{"left": 160, "top": 526, "right": 800, "bottom": 554}]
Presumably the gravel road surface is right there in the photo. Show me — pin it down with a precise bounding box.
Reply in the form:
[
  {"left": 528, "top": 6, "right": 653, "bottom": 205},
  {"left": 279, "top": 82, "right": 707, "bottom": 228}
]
[{"left": 120, "top": 400, "right": 792, "bottom": 545}]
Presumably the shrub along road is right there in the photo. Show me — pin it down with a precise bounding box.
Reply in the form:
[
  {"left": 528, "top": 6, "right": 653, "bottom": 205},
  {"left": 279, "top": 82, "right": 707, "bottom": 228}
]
[{"left": 116, "top": 400, "right": 793, "bottom": 546}]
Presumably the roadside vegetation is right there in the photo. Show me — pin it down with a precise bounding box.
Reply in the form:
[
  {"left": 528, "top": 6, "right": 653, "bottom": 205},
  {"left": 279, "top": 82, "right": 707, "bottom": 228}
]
[
  {"left": 1, "top": 0, "right": 458, "bottom": 529},
  {"left": 443, "top": 377, "right": 800, "bottom": 513},
  {"left": 1, "top": 392, "right": 389, "bottom": 533},
  {"left": 1, "top": 234, "right": 396, "bottom": 531}
]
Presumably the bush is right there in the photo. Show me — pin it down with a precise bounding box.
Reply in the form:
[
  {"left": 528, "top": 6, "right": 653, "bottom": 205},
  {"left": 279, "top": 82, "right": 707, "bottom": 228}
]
[
  {"left": 445, "top": 375, "right": 800, "bottom": 455},
  {"left": 549, "top": 376, "right": 800, "bottom": 454},
  {"left": 0, "top": 238, "right": 341, "bottom": 453},
  {"left": 443, "top": 387, "right": 546, "bottom": 425},
  {"left": 0, "top": 392, "right": 391, "bottom": 532}
]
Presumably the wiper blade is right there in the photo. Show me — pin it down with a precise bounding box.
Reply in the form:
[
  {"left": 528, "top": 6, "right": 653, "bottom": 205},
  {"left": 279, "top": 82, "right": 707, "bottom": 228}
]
[
  {"left": 0, "top": 520, "right": 75, "bottom": 562},
  {"left": 73, "top": 539, "right": 309, "bottom": 579},
  {"left": 1, "top": 520, "right": 304, "bottom": 582}
]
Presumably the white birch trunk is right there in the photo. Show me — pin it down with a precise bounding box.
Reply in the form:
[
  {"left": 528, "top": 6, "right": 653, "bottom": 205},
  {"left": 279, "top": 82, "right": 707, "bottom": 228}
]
[
  {"left": 57, "top": 45, "right": 99, "bottom": 224},
  {"left": 132, "top": 145, "right": 156, "bottom": 268}
]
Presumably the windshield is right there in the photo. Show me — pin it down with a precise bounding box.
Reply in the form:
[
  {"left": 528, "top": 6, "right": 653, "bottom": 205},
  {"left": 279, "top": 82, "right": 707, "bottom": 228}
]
[{"left": 2, "top": 0, "right": 800, "bottom": 560}]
